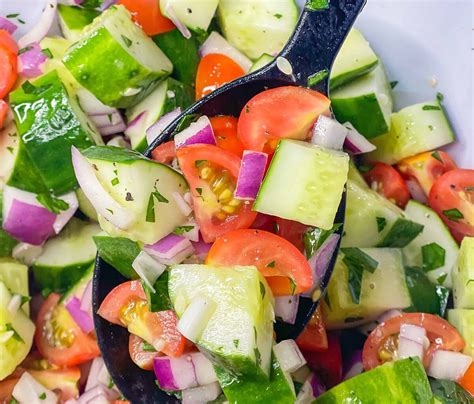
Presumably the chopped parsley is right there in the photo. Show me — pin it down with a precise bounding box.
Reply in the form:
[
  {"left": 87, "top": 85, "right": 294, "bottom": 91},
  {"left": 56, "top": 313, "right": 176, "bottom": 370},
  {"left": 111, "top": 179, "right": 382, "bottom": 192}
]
[
  {"left": 358, "top": 163, "right": 374, "bottom": 173},
  {"left": 303, "top": 223, "right": 342, "bottom": 258},
  {"left": 142, "top": 342, "right": 156, "bottom": 352},
  {"left": 39, "top": 392, "right": 46, "bottom": 400},
  {"left": 390, "top": 80, "right": 399, "bottom": 89},
  {"left": 195, "top": 159, "right": 207, "bottom": 168},
  {"left": 422, "top": 243, "right": 446, "bottom": 272},
  {"left": 274, "top": 13, "right": 283, "bottom": 19},
  {"left": 245, "top": 105, "right": 250, "bottom": 113},
  {"left": 6, "top": 13, "right": 20, "bottom": 18},
  {"left": 376, "top": 217, "right": 387, "bottom": 233},
  {"left": 422, "top": 105, "right": 441, "bottom": 111},
  {"left": 42, "top": 48, "right": 53, "bottom": 58},
  {"left": 6, "top": 146, "right": 13, "bottom": 154},
  {"left": 111, "top": 177, "right": 120, "bottom": 186},
  {"left": 266, "top": 261, "right": 276, "bottom": 268},
  {"left": 121, "top": 35, "right": 132, "bottom": 47},
  {"left": 174, "top": 225, "right": 194, "bottom": 235},
  {"left": 195, "top": 187, "right": 203, "bottom": 196},
  {"left": 233, "top": 339, "right": 240, "bottom": 348},
  {"left": 431, "top": 151, "right": 443, "bottom": 162},
  {"left": 307, "top": 69, "right": 329, "bottom": 87},
  {"left": 305, "top": 0, "right": 329, "bottom": 10},
  {"left": 288, "top": 277, "right": 296, "bottom": 295},
  {"left": 5, "top": 323, "right": 24, "bottom": 343},
  {"left": 36, "top": 193, "right": 69, "bottom": 214},
  {"left": 18, "top": 45, "right": 33, "bottom": 55},
  {"left": 254, "top": 347, "right": 262, "bottom": 366},
  {"left": 21, "top": 81, "right": 52, "bottom": 95},
  {"left": 377, "top": 219, "right": 424, "bottom": 248},
  {"left": 436, "top": 273, "right": 448, "bottom": 285},
  {"left": 259, "top": 281, "right": 266, "bottom": 299},
  {"left": 443, "top": 208, "right": 464, "bottom": 222}
]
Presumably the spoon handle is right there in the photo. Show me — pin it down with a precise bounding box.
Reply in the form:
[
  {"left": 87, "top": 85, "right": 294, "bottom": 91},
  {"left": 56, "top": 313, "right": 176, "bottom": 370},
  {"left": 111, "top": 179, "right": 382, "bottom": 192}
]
[{"left": 273, "top": 0, "right": 367, "bottom": 92}]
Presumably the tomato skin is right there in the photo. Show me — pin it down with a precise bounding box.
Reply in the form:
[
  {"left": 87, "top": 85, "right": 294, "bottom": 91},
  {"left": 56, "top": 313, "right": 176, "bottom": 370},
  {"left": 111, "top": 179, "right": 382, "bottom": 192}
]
[
  {"left": 177, "top": 144, "right": 257, "bottom": 243},
  {"left": 0, "top": 100, "right": 7, "bottom": 129},
  {"left": 118, "top": 0, "right": 174, "bottom": 35},
  {"left": 195, "top": 54, "right": 245, "bottom": 100},
  {"left": 362, "top": 162, "right": 411, "bottom": 208},
  {"left": 237, "top": 86, "right": 331, "bottom": 154},
  {"left": 296, "top": 306, "right": 328, "bottom": 352},
  {"left": 275, "top": 218, "right": 309, "bottom": 253},
  {"left": 0, "top": 30, "right": 18, "bottom": 55},
  {"left": 129, "top": 334, "right": 160, "bottom": 370},
  {"left": 0, "top": 45, "right": 17, "bottom": 100},
  {"left": 397, "top": 151, "right": 457, "bottom": 195},
  {"left": 429, "top": 169, "right": 474, "bottom": 239},
  {"left": 210, "top": 116, "right": 245, "bottom": 158},
  {"left": 460, "top": 363, "right": 474, "bottom": 396},
  {"left": 35, "top": 294, "right": 100, "bottom": 367},
  {"left": 362, "top": 313, "right": 465, "bottom": 371},
  {"left": 151, "top": 140, "right": 176, "bottom": 165},
  {"left": 206, "top": 229, "right": 313, "bottom": 296}
]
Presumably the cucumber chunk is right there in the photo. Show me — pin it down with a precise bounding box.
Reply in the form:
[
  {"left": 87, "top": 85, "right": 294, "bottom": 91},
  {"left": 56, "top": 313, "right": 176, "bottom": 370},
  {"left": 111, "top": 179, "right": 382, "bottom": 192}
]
[
  {"left": 169, "top": 264, "right": 274, "bottom": 379},
  {"left": 58, "top": 4, "right": 100, "bottom": 41},
  {"left": 9, "top": 70, "right": 101, "bottom": 195},
  {"left": 315, "top": 358, "right": 432, "bottom": 403},
  {"left": 63, "top": 5, "right": 173, "bottom": 108},
  {"left": 0, "top": 281, "right": 35, "bottom": 381},
  {"left": 403, "top": 201, "right": 459, "bottom": 288},
  {"left": 83, "top": 146, "right": 189, "bottom": 245},
  {"left": 76, "top": 188, "right": 98, "bottom": 222},
  {"left": 447, "top": 309, "right": 474, "bottom": 357},
  {"left": 249, "top": 54, "right": 274, "bottom": 73},
  {"left": 330, "top": 28, "right": 379, "bottom": 90},
  {"left": 0, "top": 258, "right": 30, "bottom": 315},
  {"left": 218, "top": 0, "right": 298, "bottom": 60},
  {"left": 0, "top": 192, "right": 18, "bottom": 257},
  {"left": 160, "top": 0, "right": 218, "bottom": 32},
  {"left": 453, "top": 237, "right": 474, "bottom": 309},
  {"left": 254, "top": 140, "right": 349, "bottom": 230},
  {"left": 348, "top": 161, "right": 369, "bottom": 189},
  {"left": 61, "top": 263, "right": 94, "bottom": 305},
  {"left": 0, "top": 123, "right": 18, "bottom": 190},
  {"left": 342, "top": 179, "right": 404, "bottom": 248},
  {"left": 32, "top": 218, "right": 101, "bottom": 293},
  {"left": 368, "top": 100, "right": 456, "bottom": 164},
  {"left": 323, "top": 248, "right": 411, "bottom": 329},
  {"left": 331, "top": 63, "right": 393, "bottom": 139},
  {"left": 125, "top": 78, "right": 194, "bottom": 152}
]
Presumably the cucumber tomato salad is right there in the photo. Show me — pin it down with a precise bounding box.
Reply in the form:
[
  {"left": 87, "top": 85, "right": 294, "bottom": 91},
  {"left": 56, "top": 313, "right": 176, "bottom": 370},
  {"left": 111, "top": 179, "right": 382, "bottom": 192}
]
[{"left": 0, "top": 0, "right": 473, "bottom": 403}]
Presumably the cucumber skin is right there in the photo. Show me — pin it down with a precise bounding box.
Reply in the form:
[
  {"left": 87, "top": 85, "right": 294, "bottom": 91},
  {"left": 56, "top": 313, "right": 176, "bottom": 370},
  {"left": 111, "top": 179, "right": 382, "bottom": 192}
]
[
  {"left": 9, "top": 70, "right": 96, "bottom": 195},
  {"left": 0, "top": 193, "right": 18, "bottom": 256},
  {"left": 64, "top": 28, "right": 169, "bottom": 108},
  {"left": 330, "top": 60, "right": 378, "bottom": 91},
  {"left": 80, "top": 0, "right": 103, "bottom": 9},
  {"left": 94, "top": 235, "right": 140, "bottom": 280},
  {"left": 153, "top": 30, "right": 200, "bottom": 87},
  {"left": 33, "top": 261, "right": 94, "bottom": 294},
  {"left": 331, "top": 94, "right": 389, "bottom": 139},
  {"left": 58, "top": 5, "right": 99, "bottom": 32}
]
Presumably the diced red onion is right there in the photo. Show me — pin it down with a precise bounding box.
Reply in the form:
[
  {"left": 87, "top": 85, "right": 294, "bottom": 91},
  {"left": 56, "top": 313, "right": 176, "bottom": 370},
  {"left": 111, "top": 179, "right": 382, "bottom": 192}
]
[
  {"left": 296, "top": 373, "right": 326, "bottom": 403},
  {"left": 7, "top": 294, "right": 22, "bottom": 316},
  {"left": 66, "top": 297, "right": 94, "bottom": 334},
  {"left": 85, "top": 357, "right": 105, "bottom": 392},
  {"left": 273, "top": 340, "right": 306, "bottom": 373},
  {"left": 78, "top": 384, "right": 119, "bottom": 404},
  {"left": 18, "top": 0, "right": 58, "bottom": 48},
  {"left": 18, "top": 42, "right": 47, "bottom": 78},
  {"left": 274, "top": 295, "right": 299, "bottom": 324},
  {"left": 400, "top": 324, "right": 427, "bottom": 345},
  {"left": 146, "top": 108, "right": 182, "bottom": 146},
  {"left": 71, "top": 146, "right": 135, "bottom": 229},
  {"left": 172, "top": 192, "right": 193, "bottom": 216},
  {"left": 406, "top": 179, "right": 428, "bottom": 204},
  {"left": 190, "top": 352, "right": 218, "bottom": 386},
  {"left": 12, "top": 372, "right": 58, "bottom": 404},
  {"left": 80, "top": 280, "right": 93, "bottom": 317},
  {"left": 165, "top": 5, "right": 191, "bottom": 39},
  {"left": 199, "top": 32, "right": 252, "bottom": 72},
  {"left": 106, "top": 136, "right": 130, "bottom": 148},
  {"left": 177, "top": 297, "right": 216, "bottom": 343},
  {"left": 97, "top": 121, "right": 127, "bottom": 136},
  {"left": 100, "top": 0, "right": 118, "bottom": 10},
  {"left": 144, "top": 234, "right": 194, "bottom": 265},
  {"left": 12, "top": 242, "right": 43, "bottom": 266},
  {"left": 90, "top": 112, "right": 124, "bottom": 128},
  {"left": 234, "top": 150, "right": 268, "bottom": 200},
  {"left": 182, "top": 382, "right": 222, "bottom": 404},
  {"left": 343, "top": 350, "right": 363, "bottom": 380},
  {"left": 180, "top": 221, "right": 200, "bottom": 243},
  {"left": 132, "top": 251, "right": 166, "bottom": 292},
  {"left": 311, "top": 116, "right": 347, "bottom": 150},
  {"left": 154, "top": 355, "right": 198, "bottom": 391},
  {"left": 174, "top": 116, "right": 216, "bottom": 149},
  {"left": 191, "top": 239, "right": 212, "bottom": 261},
  {"left": 53, "top": 191, "right": 78, "bottom": 234},
  {"left": 77, "top": 89, "right": 117, "bottom": 116},
  {"left": 2, "top": 186, "right": 56, "bottom": 245},
  {"left": 343, "top": 122, "right": 376, "bottom": 155},
  {"left": 427, "top": 350, "right": 473, "bottom": 381},
  {"left": 0, "top": 17, "right": 17, "bottom": 34},
  {"left": 397, "top": 337, "right": 424, "bottom": 361}
]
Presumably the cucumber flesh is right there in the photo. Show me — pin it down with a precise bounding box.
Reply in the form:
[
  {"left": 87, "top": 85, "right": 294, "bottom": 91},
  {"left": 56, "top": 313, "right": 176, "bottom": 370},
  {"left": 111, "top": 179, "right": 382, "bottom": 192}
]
[
  {"left": 453, "top": 237, "right": 474, "bottom": 309},
  {"left": 254, "top": 140, "right": 349, "bottom": 230},
  {"left": 0, "top": 258, "right": 30, "bottom": 315},
  {"left": 368, "top": 100, "right": 456, "bottom": 164},
  {"left": 330, "top": 28, "right": 379, "bottom": 90},
  {"left": 58, "top": 4, "right": 100, "bottom": 41},
  {"left": 331, "top": 63, "right": 393, "bottom": 139},
  {"left": 447, "top": 309, "right": 474, "bottom": 357},
  {"left": 0, "top": 123, "right": 18, "bottom": 189},
  {"left": 248, "top": 54, "right": 274, "bottom": 73},
  {"left": 218, "top": 0, "right": 298, "bottom": 60},
  {"left": 160, "top": 0, "right": 218, "bottom": 31},
  {"left": 76, "top": 188, "right": 98, "bottom": 222},
  {"left": 403, "top": 201, "right": 459, "bottom": 288},
  {"left": 61, "top": 263, "right": 94, "bottom": 305},
  {"left": 0, "top": 193, "right": 19, "bottom": 257}
]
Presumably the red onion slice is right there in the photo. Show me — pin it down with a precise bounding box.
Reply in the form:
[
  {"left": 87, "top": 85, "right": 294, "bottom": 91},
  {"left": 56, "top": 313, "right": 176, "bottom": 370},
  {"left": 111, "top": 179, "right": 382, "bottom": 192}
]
[
  {"left": 274, "top": 295, "right": 299, "bottom": 325},
  {"left": 296, "top": 373, "right": 326, "bottom": 403},
  {"left": 174, "top": 116, "right": 216, "bottom": 149},
  {"left": 406, "top": 179, "right": 428, "bottom": 204},
  {"left": 234, "top": 150, "right": 268, "bottom": 200},
  {"left": 165, "top": 4, "right": 191, "bottom": 39},
  {"left": 18, "top": 42, "right": 48, "bottom": 78},
  {"left": 96, "top": 121, "right": 127, "bottom": 136},
  {"left": 311, "top": 115, "right": 347, "bottom": 150},
  {"left": 0, "top": 17, "right": 18, "bottom": 34},
  {"left": 190, "top": 352, "right": 218, "bottom": 386},
  {"left": 144, "top": 233, "right": 195, "bottom": 265},
  {"left": 53, "top": 191, "right": 78, "bottom": 234},
  {"left": 172, "top": 191, "right": 192, "bottom": 216},
  {"left": 78, "top": 384, "right": 119, "bottom": 404},
  {"left": 343, "top": 350, "right": 363, "bottom": 380},
  {"left": 132, "top": 251, "right": 166, "bottom": 292},
  {"left": 182, "top": 382, "right": 221, "bottom": 404},
  {"left": 154, "top": 355, "right": 197, "bottom": 391},
  {"left": 100, "top": 0, "right": 119, "bottom": 11},
  {"left": 343, "top": 122, "right": 376, "bottom": 155},
  {"left": 146, "top": 108, "right": 182, "bottom": 146},
  {"left": 66, "top": 297, "right": 94, "bottom": 334},
  {"left": 199, "top": 32, "right": 252, "bottom": 72},
  {"left": 18, "top": 0, "right": 58, "bottom": 48},
  {"left": 191, "top": 239, "right": 212, "bottom": 261},
  {"left": 273, "top": 339, "right": 306, "bottom": 373},
  {"left": 80, "top": 280, "right": 93, "bottom": 317},
  {"left": 427, "top": 350, "right": 472, "bottom": 381}
]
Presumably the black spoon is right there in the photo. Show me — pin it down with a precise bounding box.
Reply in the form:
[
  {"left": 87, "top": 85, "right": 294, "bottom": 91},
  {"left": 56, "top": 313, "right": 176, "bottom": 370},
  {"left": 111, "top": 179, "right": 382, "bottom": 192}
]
[{"left": 94, "top": 1, "right": 366, "bottom": 402}]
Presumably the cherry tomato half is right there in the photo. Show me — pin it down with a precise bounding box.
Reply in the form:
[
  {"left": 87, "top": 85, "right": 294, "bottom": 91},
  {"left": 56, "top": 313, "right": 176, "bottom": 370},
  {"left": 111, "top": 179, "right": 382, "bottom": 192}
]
[
  {"left": 362, "top": 313, "right": 465, "bottom": 371},
  {"left": 362, "top": 162, "right": 411, "bottom": 208},
  {"left": 296, "top": 306, "right": 328, "bottom": 352},
  {"left": 129, "top": 334, "right": 160, "bottom": 370},
  {"left": 151, "top": 140, "right": 176, "bottom": 165},
  {"left": 210, "top": 115, "right": 245, "bottom": 158},
  {"left": 0, "top": 45, "right": 17, "bottom": 100},
  {"left": 35, "top": 294, "right": 100, "bottom": 367},
  {"left": 237, "top": 86, "right": 331, "bottom": 154},
  {"left": 0, "top": 100, "right": 8, "bottom": 129},
  {"left": 429, "top": 169, "right": 474, "bottom": 240},
  {"left": 0, "top": 30, "right": 18, "bottom": 55},
  {"left": 118, "top": 0, "right": 174, "bottom": 36},
  {"left": 206, "top": 229, "right": 313, "bottom": 296},
  {"left": 176, "top": 144, "right": 257, "bottom": 243},
  {"left": 397, "top": 151, "right": 457, "bottom": 196}
]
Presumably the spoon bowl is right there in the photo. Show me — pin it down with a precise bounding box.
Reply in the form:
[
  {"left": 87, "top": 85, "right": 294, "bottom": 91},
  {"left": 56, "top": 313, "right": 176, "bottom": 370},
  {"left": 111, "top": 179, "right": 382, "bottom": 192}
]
[{"left": 94, "top": 1, "right": 366, "bottom": 401}]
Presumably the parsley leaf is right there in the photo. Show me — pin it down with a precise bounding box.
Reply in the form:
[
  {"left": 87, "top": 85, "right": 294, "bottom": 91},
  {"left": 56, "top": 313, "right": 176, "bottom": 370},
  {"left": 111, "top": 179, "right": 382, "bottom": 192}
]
[
  {"left": 303, "top": 223, "right": 342, "bottom": 258},
  {"left": 288, "top": 277, "right": 296, "bottom": 295},
  {"left": 259, "top": 281, "right": 266, "bottom": 299},
  {"left": 22, "top": 81, "right": 52, "bottom": 95},
  {"left": 443, "top": 208, "right": 464, "bottom": 222},
  {"left": 376, "top": 217, "right": 387, "bottom": 233},
  {"left": 39, "top": 392, "right": 46, "bottom": 400},
  {"left": 121, "top": 35, "right": 132, "bottom": 47},
  {"left": 377, "top": 219, "right": 424, "bottom": 248},
  {"left": 305, "top": 0, "right": 329, "bottom": 10},
  {"left": 42, "top": 48, "right": 53, "bottom": 58},
  {"left": 307, "top": 69, "right": 329, "bottom": 87},
  {"left": 174, "top": 225, "right": 194, "bottom": 235},
  {"left": 422, "top": 105, "right": 441, "bottom": 111},
  {"left": 5, "top": 323, "right": 24, "bottom": 343},
  {"left": 36, "top": 193, "right": 69, "bottom": 214},
  {"left": 422, "top": 243, "right": 446, "bottom": 271},
  {"left": 145, "top": 190, "right": 169, "bottom": 223},
  {"left": 431, "top": 151, "right": 443, "bottom": 162},
  {"left": 266, "top": 261, "right": 276, "bottom": 268},
  {"left": 142, "top": 342, "right": 156, "bottom": 352},
  {"left": 233, "top": 339, "right": 240, "bottom": 348}
]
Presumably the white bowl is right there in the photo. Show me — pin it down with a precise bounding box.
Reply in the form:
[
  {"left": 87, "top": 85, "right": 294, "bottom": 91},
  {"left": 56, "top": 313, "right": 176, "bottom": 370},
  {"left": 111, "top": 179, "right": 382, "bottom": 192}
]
[{"left": 2, "top": 0, "right": 472, "bottom": 166}]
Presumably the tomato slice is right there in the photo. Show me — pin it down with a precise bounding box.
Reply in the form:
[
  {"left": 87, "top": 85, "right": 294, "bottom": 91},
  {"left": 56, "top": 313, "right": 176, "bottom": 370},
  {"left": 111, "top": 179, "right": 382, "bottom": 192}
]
[
  {"left": 0, "top": 100, "right": 8, "bottom": 129},
  {"left": 296, "top": 306, "right": 328, "bottom": 352},
  {"left": 460, "top": 362, "right": 474, "bottom": 397},
  {"left": 151, "top": 140, "right": 176, "bottom": 164},
  {"left": 195, "top": 54, "right": 245, "bottom": 100},
  {"left": 177, "top": 144, "right": 257, "bottom": 243},
  {"left": 362, "top": 162, "right": 411, "bottom": 208},
  {"left": 237, "top": 86, "right": 331, "bottom": 154},
  {"left": 397, "top": 151, "right": 457, "bottom": 196},
  {"left": 210, "top": 115, "right": 245, "bottom": 158},
  {"left": 129, "top": 334, "right": 160, "bottom": 370},
  {"left": 429, "top": 169, "right": 474, "bottom": 239},
  {"left": 35, "top": 294, "right": 100, "bottom": 367},
  {"left": 362, "top": 313, "right": 465, "bottom": 371},
  {"left": 0, "top": 45, "right": 17, "bottom": 99},
  {"left": 118, "top": 0, "right": 174, "bottom": 35},
  {"left": 0, "top": 30, "right": 18, "bottom": 55},
  {"left": 98, "top": 281, "right": 185, "bottom": 357},
  {"left": 206, "top": 229, "right": 313, "bottom": 296}
]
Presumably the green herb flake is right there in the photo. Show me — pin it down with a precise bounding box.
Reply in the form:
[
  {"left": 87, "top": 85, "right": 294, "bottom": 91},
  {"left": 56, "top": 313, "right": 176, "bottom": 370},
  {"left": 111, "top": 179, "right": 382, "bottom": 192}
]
[
  {"left": 274, "top": 13, "right": 283, "bottom": 19},
  {"left": 21, "top": 81, "right": 52, "bottom": 95},
  {"left": 36, "top": 193, "right": 69, "bottom": 214},
  {"left": 175, "top": 113, "right": 200, "bottom": 133},
  {"left": 422, "top": 105, "right": 441, "bottom": 111},
  {"left": 5, "top": 323, "right": 24, "bottom": 343},
  {"left": 436, "top": 273, "right": 448, "bottom": 285},
  {"left": 443, "top": 208, "right": 464, "bottom": 222},
  {"left": 307, "top": 69, "right": 329, "bottom": 87},
  {"left": 146, "top": 193, "right": 156, "bottom": 223},
  {"left": 306, "top": 0, "right": 329, "bottom": 10},
  {"left": 428, "top": 125, "right": 434, "bottom": 131},
  {"left": 422, "top": 242, "right": 446, "bottom": 272},
  {"left": 39, "top": 392, "right": 46, "bottom": 400},
  {"left": 390, "top": 80, "right": 399, "bottom": 89},
  {"left": 465, "top": 186, "right": 474, "bottom": 192},
  {"left": 174, "top": 225, "right": 194, "bottom": 235},
  {"left": 288, "top": 277, "right": 296, "bottom": 295},
  {"left": 195, "top": 187, "right": 203, "bottom": 196},
  {"left": 266, "top": 261, "right": 276, "bottom": 268},
  {"left": 17, "top": 18, "right": 25, "bottom": 24},
  {"left": 106, "top": 208, "right": 114, "bottom": 215},
  {"left": 358, "top": 163, "right": 374, "bottom": 173},
  {"left": 376, "top": 217, "right": 387, "bottom": 233},
  {"left": 6, "top": 13, "right": 19, "bottom": 18},
  {"left": 245, "top": 105, "right": 250, "bottom": 113},
  {"left": 195, "top": 159, "right": 207, "bottom": 168},
  {"left": 233, "top": 339, "right": 240, "bottom": 348},
  {"left": 18, "top": 46, "right": 33, "bottom": 55},
  {"left": 153, "top": 190, "right": 169, "bottom": 203},
  {"left": 20, "top": 295, "right": 31, "bottom": 306},
  {"left": 121, "top": 35, "right": 133, "bottom": 47},
  {"left": 6, "top": 146, "right": 14, "bottom": 154},
  {"left": 377, "top": 218, "right": 424, "bottom": 248},
  {"left": 344, "top": 316, "right": 364, "bottom": 323},
  {"left": 254, "top": 347, "right": 262, "bottom": 366},
  {"left": 436, "top": 92, "right": 444, "bottom": 102},
  {"left": 259, "top": 281, "right": 266, "bottom": 300},
  {"left": 142, "top": 342, "right": 156, "bottom": 352},
  {"left": 111, "top": 177, "right": 120, "bottom": 186},
  {"left": 303, "top": 223, "right": 342, "bottom": 258},
  {"left": 42, "top": 48, "right": 53, "bottom": 59},
  {"left": 431, "top": 151, "right": 443, "bottom": 162},
  {"left": 9, "top": 398, "right": 19, "bottom": 404}
]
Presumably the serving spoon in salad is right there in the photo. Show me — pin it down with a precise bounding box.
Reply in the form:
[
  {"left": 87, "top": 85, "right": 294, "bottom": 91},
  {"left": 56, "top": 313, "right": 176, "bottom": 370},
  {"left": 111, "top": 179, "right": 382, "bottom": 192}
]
[{"left": 94, "top": 0, "right": 366, "bottom": 401}]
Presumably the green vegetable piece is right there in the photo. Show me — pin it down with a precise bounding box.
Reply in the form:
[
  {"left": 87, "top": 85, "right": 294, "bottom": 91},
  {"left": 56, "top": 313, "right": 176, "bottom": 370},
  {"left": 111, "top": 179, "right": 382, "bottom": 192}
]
[
  {"left": 303, "top": 223, "right": 342, "bottom": 258},
  {"left": 377, "top": 218, "right": 424, "bottom": 248},
  {"left": 142, "top": 271, "right": 172, "bottom": 312},
  {"left": 422, "top": 243, "right": 446, "bottom": 272},
  {"left": 429, "top": 378, "right": 474, "bottom": 404},
  {"left": 443, "top": 208, "right": 464, "bottom": 222}
]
